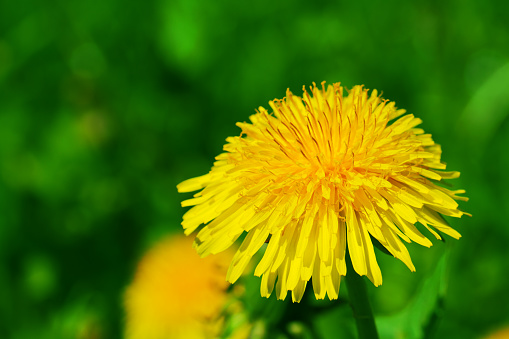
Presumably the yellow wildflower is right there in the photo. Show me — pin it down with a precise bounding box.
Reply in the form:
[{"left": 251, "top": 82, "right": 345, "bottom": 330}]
[
  {"left": 124, "top": 235, "right": 232, "bottom": 339},
  {"left": 483, "top": 326, "right": 509, "bottom": 339},
  {"left": 178, "top": 82, "right": 469, "bottom": 302}
]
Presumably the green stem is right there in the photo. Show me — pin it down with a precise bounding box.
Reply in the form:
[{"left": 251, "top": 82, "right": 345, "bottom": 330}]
[{"left": 344, "top": 255, "right": 379, "bottom": 339}]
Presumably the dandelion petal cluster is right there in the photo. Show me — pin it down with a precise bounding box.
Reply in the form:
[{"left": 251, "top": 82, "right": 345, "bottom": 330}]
[
  {"left": 178, "top": 82, "right": 469, "bottom": 302},
  {"left": 124, "top": 235, "right": 232, "bottom": 338}
]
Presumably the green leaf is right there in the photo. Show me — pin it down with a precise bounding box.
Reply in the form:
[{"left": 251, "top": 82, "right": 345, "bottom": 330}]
[
  {"left": 459, "top": 61, "right": 509, "bottom": 148},
  {"left": 376, "top": 252, "right": 449, "bottom": 339}
]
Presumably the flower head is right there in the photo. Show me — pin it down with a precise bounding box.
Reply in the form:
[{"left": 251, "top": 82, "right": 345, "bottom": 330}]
[
  {"left": 124, "top": 234, "right": 233, "bottom": 339},
  {"left": 483, "top": 327, "right": 509, "bottom": 339},
  {"left": 178, "top": 82, "right": 469, "bottom": 302}
]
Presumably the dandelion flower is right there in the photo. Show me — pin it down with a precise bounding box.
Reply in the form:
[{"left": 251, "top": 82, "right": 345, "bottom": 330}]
[
  {"left": 124, "top": 235, "right": 233, "bottom": 339},
  {"left": 178, "top": 82, "right": 469, "bottom": 302},
  {"left": 483, "top": 327, "right": 509, "bottom": 339}
]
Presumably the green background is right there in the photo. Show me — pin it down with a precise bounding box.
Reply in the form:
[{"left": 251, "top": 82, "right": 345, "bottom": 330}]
[{"left": 1, "top": 0, "right": 508, "bottom": 338}]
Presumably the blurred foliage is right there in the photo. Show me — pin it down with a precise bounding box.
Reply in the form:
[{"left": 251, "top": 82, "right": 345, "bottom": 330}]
[{"left": 1, "top": 0, "right": 509, "bottom": 338}]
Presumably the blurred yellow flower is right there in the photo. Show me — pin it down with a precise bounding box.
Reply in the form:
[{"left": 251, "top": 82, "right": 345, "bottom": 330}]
[
  {"left": 178, "top": 82, "right": 469, "bottom": 302},
  {"left": 483, "top": 327, "right": 509, "bottom": 339},
  {"left": 124, "top": 235, "right": 232, "bottom": 339}
]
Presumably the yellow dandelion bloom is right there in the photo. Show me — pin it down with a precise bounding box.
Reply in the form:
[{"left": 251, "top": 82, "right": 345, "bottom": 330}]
[
  {"left": 483, "top": 327, "right": 509, "bottom": 339},
  {"left": 177, "top": 82, "right": 469, "bottom": 302},
  {"left": 124, "top": 235, "right": 233, "bottom": 339}
]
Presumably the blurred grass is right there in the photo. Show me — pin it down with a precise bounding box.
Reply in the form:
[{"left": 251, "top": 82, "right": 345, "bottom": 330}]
[{"left": 1, "top": 0, "right": 509, "bottom": 338}]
